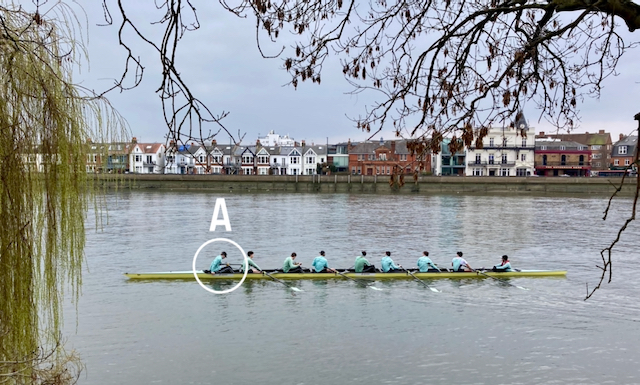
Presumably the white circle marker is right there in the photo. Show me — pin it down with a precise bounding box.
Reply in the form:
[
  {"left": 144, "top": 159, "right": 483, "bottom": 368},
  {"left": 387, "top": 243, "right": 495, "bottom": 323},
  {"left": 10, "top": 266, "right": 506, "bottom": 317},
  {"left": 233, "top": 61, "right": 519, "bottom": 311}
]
[{"left": 192, "top": 238, "right": 249, "bottom": 294}]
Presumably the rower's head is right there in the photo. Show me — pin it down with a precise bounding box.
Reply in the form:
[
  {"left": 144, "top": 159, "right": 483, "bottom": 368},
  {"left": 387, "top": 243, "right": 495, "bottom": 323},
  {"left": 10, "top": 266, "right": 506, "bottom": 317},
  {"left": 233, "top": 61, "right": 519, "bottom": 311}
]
[
  {"left": 291, "top": 252, "right": 297, "bottom": 259},
  {"left": 502, "top": 255, "right": 509, "bottom": 261},
  {"left": 361, "top": 251, "right": 367, "bottom": 256},
  {"left": 320, "top": 251, "right": 325, "bottom": 256},
  {"left": 457, "top": 251, "right": 463, "bottom": 257},
  {"left": 221, "top": 251, "right": 227, "bottom": 258},
  {"left": 423, "top": 251, "right": 429, "bottom": 256},
  {"left": 385, "top": 251, "right": 391, "bottom": 256},
  {"left": 248, "top": 251, "right": 254, "bottom": 258}
]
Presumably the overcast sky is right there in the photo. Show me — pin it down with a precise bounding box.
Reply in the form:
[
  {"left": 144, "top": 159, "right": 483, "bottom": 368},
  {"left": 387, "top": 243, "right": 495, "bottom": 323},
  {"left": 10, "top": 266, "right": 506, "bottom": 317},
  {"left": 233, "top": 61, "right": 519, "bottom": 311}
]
[{"left": 68, "top": 1, "right": 640, "bottom": 145}]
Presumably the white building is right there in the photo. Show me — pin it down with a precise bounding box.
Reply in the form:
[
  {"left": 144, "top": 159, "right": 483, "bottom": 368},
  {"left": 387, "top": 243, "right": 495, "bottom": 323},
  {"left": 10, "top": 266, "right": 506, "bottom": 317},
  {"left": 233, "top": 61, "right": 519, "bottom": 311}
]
[
  {"left": 129, "top": 141, "right": 166, "bottom": 174},
  {"left": 465, "top": 115, "right": 535, "bottom": 176},
  {"left": 258, "top": 130, "right": 296, "bottom": 147}
]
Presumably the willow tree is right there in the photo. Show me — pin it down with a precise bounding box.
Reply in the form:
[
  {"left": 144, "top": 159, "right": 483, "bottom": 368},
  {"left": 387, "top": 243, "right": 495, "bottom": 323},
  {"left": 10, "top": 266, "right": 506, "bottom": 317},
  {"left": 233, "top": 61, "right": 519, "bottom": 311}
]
[{"left": 0, "top": 4, "right": 124, "bottom": 383}]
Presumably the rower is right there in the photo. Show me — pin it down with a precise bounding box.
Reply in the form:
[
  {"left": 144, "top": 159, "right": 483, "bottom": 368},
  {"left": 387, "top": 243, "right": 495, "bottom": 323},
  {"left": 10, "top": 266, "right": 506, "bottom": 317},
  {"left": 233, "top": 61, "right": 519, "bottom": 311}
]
[
  {"left": 451, "top": 251, "right": 472, "bottom": 272},
  {"left": 239, "top": 251, "right": 262, "bottom": 274},
  {"left": 417, "top": 251, "right": 440, "bottom": 272},
  {"left": 312, "top": 251, "right": 336, "bottom": 273},
  {"left": 210, "top": 251, "right": 233, "bottom": 274},
  {"left": 282, "top": 252, "right": 304, "bottom": 273},
  {"left": 354, "top": 251, "right": 376, "bottom": 273},
  {"left": 381, "top": 251, "right": 402, "bottom": 272},
  {"left": 492, "top": 255, "right": 513, "bottom": 272}
]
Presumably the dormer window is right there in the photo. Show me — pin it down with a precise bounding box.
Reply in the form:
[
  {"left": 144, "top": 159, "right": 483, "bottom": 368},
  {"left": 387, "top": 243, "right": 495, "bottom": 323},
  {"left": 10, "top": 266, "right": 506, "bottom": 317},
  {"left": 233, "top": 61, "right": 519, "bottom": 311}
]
[{"left": 619, "top": 146, "right": 628, "bottom": 155}]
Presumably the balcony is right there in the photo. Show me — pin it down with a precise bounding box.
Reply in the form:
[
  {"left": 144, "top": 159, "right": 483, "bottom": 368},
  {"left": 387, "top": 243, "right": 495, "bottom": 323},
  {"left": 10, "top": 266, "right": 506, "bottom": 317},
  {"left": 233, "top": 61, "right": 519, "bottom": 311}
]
[
  {"left": 537, "top": 161, "right": 591, "bottom": 167},
  {"left": 467, "top": 161, "right": 516, "bottom": 167}
]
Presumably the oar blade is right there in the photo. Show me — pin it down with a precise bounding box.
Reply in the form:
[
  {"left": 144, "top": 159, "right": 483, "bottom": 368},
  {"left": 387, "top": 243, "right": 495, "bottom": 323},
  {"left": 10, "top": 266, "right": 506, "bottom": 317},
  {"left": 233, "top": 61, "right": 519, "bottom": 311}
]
[
  {"left": 290, "top": 287, "right": 303, "bottom": 292},
  {"left": 369, "top": 286, "right": 384, "bottom": 291},
  {"left": 429, "top": 287, "right": 441, "bottom": 293},
  {"left": 515, "top": 285, "right": 528, "bottom": 291}
]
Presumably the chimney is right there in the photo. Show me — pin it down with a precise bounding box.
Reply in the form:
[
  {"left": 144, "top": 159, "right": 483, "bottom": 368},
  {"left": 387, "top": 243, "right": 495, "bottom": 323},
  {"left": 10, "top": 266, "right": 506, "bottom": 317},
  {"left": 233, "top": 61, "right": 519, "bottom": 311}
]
[
  {"left": 585, "top": 131, "right": 589, "bottom": 134},
  {"left": 132, "top": 137, "right": 137, "bottom": 144},
  {"left": 538, "top": 131, "right": 545, "bottom": 137},
  {"left": 301, "top": 140, "right": 306, "bottom": 147},
  {"left": 620, "top": 134, "right": 624, "bottom": 140},
  {"left": 599, "top": 130, "right": 605, "bottom": 134},
  {"left": 212, "top": 139, "right": 217, "bottom": 146},
  {"left": 391, "top": 140, "right": 396, "bottom": 154}
]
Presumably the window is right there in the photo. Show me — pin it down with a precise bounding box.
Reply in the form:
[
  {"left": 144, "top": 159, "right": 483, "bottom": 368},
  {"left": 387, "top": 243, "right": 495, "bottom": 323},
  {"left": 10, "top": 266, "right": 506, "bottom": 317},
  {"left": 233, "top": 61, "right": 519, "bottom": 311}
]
[
  {"left": 357, "top": 154, "right": 363, "bottom": 161},
  {"left": 502, "top": 137, "right": 507, "bottom": 146},
  {"left": 352, "top": 167, "right": 356, "bottom": 174},
  {"left": 199, "top": 155, "right": 205, "bottom": 163},
  {"left": 614, "top": 159, "right": 619, "bottom": 166},
  {"left": 146, "top": 155, "right": 153, "bottom": 163},
  {"left": 475, "top": 154, "right": 481, "bottom": 164},
  {"left": 376, "top": 166, "right": 380, "bottom": 174},
  {"left": 306, "top": 168, "right": 315, "bottom": 175},
  {"left": 387, "top": 166, "right": 390, "bottom": 174},
  {"left": 501, "top": 154, "right": 508, "bottom": 164},
  {"left": 380, "top": 153, "right": 387, "bottom": 161},
  {"left": 559, "top": 146, "right": 566, "bottom": 150},
  {"left": 579, "top": 155, "right": 584, "bottom": 166},
  {"left": 242, "top": 155, "right": 253, "bottom": 163},
  {"left": 561, "top": 155, "right": 566, "bottom": 165},
  {"left": 399, "top": 154, "right": 407, "bottom": 161},
  {"left": 625, "top": 159, "right": 631, "bottom": 166},
  {"left": 473, "top": 168, "right": 483, "bottom": 176},
  {"left": 520, "top": 154, "right": 526, "bottom": 161},
  {"left": 619, "top": 146, "right": 628, "bottom": 155},
  {"left": 291, "top": 157, "right": 299, "bottom": 164},
  {"left": 516, "top": 168, "right": 527, "bottom": 176},
  {"left": 540, "top": 145, "right": 547, "bottom": 150},
  {"left": 591, "top": 145, "right": 601, "bottom": 150},
  {"left": 489, "top": 138, "right": 495, "bottom": 146},
  {"left": 320, "top": 158, "right": 325, "bottom": 163},
  {"left": 135, "top": 155, "right": 142, "bottom": 162},
  {"left": 543, "top": 155, "right": 547, "bottom": 166},
  {"left": 522, "top": 138, "right": 527, "bottom": 147},
  {"left": 488, "top": 155, "right": 495, "bottom": 164},
  {"left": 594, "top": 162, "right": 601, "bottom": 168},
  {"left": 307, "top": 156, "right": 315, "bottom": 164},
  {"left": 500, "top": 168, "right": 509, "bottom": 176},
  {"left": 357, "top": 167, "right": 361, "bottom": 174},
  {"left": 368, "top": 154, "right": 375, "bottom": 161},
  {"left": 592, "top": 154, "right": 602, "bottom": 159}
]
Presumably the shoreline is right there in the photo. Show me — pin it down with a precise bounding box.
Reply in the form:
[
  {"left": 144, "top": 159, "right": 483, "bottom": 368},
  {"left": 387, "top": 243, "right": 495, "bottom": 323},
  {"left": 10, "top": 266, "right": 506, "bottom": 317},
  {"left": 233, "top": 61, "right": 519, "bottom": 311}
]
[{"left": 95, "top": 174, "right": 639, "bottom": 196}]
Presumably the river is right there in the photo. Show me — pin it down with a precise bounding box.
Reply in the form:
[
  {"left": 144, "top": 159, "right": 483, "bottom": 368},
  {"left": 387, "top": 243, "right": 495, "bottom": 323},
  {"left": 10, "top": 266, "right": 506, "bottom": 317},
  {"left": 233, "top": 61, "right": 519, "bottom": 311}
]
[{"left": 65, "top": 191, "right": 640, "bottom": 384}]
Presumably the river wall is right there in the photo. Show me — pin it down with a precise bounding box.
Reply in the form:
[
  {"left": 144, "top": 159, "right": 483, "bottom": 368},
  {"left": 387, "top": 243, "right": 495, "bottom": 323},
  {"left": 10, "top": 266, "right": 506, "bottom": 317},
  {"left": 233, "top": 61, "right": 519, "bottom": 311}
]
[{"left": 96, "top": 174, "right": 639, "bottom": 196}]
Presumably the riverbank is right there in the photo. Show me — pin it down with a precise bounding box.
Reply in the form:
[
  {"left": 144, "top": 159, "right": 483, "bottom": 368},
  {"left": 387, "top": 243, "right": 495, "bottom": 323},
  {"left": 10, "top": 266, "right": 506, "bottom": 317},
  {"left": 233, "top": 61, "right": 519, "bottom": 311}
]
[{"left": 96, "top": 174, "right": 639, "bottom": 196}]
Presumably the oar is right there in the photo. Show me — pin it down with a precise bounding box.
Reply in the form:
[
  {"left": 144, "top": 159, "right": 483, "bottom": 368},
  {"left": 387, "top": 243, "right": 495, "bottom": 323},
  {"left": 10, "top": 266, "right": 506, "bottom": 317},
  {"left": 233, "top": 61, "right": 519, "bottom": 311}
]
[
  {"left": 474, "top": 269, "right": 528, "bottom": 290},
  {"left": 403, "top": 268, "right": 440, "bottom": 292},
  {"left": 335, "top": 270, "right": 383, "bottom": 291},
  {"left": 263, "top": 271, "right": 303, "bottom": 292}
]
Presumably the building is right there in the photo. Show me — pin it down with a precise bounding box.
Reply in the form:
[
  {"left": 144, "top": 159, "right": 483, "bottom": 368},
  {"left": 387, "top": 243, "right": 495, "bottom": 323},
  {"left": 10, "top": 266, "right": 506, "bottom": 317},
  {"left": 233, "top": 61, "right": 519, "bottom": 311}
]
[
  {"left": 611, "top": 134, "right": 638, "bottom": 171},
  {"left": 128, "top": 139, "right": 166, "bottom": 174},
  {"left": 433, "top": 138, "right": 466, "bottom": 176},
  {"left": 257, "top": 130, "right": 296, "bottom": 147},
  {"left": 465, "top": 116, "right": 535, "bottom": 176},
  {"left": 327, "top": 142, "right": 349, "bottom": 173},
  {"left": 534, "top": 139, "right": 591, "bottom": 176},
  {"left": 540, "top": 130, "right": 612, "bottom": 172},
  {"left": 348, "top": 139, "right": 430, "bottom": 176}
]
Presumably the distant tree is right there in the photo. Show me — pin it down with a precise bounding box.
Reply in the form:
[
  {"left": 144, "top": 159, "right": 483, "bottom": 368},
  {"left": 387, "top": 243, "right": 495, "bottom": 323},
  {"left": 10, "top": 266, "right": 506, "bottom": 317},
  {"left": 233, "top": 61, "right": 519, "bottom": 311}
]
[{"left": 0, "top": 3, "right": 125, "bottom": 382}]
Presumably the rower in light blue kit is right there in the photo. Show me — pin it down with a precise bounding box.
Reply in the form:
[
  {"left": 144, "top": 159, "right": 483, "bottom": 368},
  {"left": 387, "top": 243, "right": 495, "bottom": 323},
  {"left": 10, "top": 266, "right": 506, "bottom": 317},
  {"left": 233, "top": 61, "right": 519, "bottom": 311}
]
[
  {"left": 492, "top": 255, "right": 513, "bottom": 272},
  {"left": 381, "top": 251, "right": 402, "bottom": 272},
  {"left": 239, "top": 251, "right": 262, "bottom": 274},
  {"left": 417, "top": 251, "right": 440, "bottom": 272},
  {"left": 210, "top": 251, "right": 233, "bottom": 274},
  {"left": 354, "top": 251, "right": 376, "bottom": 273},
  {"left": 312, "top": 251, "right": 336, "bottom": 273},
  {"left": 451, "top": 251, "right": 472, "bottom": 272},
  {"left": 283, "top": 252, "right": 304, "bottom": 273}
]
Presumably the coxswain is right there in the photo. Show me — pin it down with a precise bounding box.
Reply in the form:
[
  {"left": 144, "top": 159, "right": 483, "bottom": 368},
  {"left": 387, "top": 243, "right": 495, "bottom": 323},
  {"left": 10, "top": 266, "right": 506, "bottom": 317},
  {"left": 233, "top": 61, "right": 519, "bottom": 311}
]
[
  {"left": 381, "top": 251, "right": 402, "bottom": 273},
  {"left": 239, "top": 251, "right": 262, "bottom": 274},
  {"left": 210, "top": 251, "right": 233, "bottom": 274},
  {"left": 451, "top": 251, "right": 472, "bottom": 272},
  {"left": 417, "top": 251, "right": 440, "bottom": 272},
  {"left": 283, "top": 252, "right": 303, "bottom": 273},
  {"left": 312, "top": 251, "right": 336, "bottom": 273},
  {"left": 492, "top": 255, "right": 513, "bottom": 272},
  {"left": 354, "top": 251, "right": 376, "bottom": 273}
]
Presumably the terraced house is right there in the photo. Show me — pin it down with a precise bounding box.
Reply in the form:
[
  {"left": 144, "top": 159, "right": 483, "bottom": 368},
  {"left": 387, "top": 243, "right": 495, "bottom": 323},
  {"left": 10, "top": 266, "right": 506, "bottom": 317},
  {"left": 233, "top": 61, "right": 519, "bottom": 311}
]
[
  {"left": 348, "top": 139, "right": 430, "bottom": 176},
  {"left": 611, "top": 134, "right": 638, "bottom": 172},
  {"left": 541, "top": 130, "right": 612, "bottom": 172},
  {"left": 534, "top": 138, "right": 591, "bottom": 176}
]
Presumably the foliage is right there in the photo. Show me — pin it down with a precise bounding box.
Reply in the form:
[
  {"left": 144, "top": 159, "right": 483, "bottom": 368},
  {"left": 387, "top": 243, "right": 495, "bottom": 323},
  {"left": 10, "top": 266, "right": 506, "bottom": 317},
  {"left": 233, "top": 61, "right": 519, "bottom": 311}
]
[{"left": 0, "top": 3, "right": 125, "bottom": 382}]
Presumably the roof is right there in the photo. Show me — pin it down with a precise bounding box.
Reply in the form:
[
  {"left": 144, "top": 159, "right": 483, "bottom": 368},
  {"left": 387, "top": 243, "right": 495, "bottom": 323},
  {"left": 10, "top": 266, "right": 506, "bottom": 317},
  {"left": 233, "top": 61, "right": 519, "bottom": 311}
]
[
  {"left": 350, "top": 140, "right": 409, "bottom": 154},
  {"left": 544, "top": 132, "right": 612, "bottom": 146},
  {"left": 535, "top": 140, "right": 589, "bottom": 150},
  {"left": 613, "top": 135, "right": 638, "bottom": 147}
]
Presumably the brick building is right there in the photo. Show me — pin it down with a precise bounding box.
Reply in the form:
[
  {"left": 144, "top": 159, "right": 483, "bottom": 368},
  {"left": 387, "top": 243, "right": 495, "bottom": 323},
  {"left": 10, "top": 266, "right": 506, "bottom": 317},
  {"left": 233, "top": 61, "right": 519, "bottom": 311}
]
[{"left": 348, "top": 139, "right": 430, "bottom": 176}]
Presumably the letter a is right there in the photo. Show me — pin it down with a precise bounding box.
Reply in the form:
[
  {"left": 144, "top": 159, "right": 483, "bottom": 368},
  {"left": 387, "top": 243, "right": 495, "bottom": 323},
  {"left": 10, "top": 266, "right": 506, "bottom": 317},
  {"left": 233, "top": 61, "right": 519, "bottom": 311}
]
[{"left": 209, "top": 198, "right": 232, "bottom": 232}]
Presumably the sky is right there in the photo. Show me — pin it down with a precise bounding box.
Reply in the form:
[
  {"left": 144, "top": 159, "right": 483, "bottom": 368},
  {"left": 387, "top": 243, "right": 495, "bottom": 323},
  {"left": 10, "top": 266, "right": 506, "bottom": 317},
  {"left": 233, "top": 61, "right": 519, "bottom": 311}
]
[{"left": 63, "top": 1, "right": 640, "bottom": 145}]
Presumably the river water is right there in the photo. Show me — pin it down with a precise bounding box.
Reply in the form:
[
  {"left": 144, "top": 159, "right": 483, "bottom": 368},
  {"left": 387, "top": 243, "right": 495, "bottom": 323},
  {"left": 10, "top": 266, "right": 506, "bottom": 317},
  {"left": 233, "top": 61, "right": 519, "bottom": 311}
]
[{"left": 65, "top": 191, "right": 640, "bottom": 384}]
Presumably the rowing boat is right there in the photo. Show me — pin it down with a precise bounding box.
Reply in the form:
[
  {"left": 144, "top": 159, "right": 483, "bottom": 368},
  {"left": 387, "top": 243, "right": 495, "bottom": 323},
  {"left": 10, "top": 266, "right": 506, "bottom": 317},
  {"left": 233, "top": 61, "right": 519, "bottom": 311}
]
[{"left": 124, "top": 269, "right": 566, "bottom": 280}]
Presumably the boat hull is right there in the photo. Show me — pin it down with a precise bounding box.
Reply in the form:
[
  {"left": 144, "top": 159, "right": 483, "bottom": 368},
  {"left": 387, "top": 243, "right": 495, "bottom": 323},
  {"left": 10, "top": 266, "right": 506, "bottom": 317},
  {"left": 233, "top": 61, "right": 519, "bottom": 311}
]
[{"left": 124, "top": 270, "right": 567, "bottom": 280}]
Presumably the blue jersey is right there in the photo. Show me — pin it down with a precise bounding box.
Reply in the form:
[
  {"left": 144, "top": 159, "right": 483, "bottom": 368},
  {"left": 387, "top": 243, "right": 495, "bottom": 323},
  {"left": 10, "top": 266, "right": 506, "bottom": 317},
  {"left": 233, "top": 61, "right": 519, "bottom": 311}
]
[
  {"left": 417, "top": 256, "right": 437, "bottom": 272},
  {"left": 381, "top": 256, "right": 400, "bottom": 272},
  {"left": 209, "top": 255, "right": 223, "bottom": 272},
  {"left": 312, "top": 256, "right": 329, "bottom": 272},
  {"left": 494, "top": 261, "right": 512, "bottom": 271}
]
